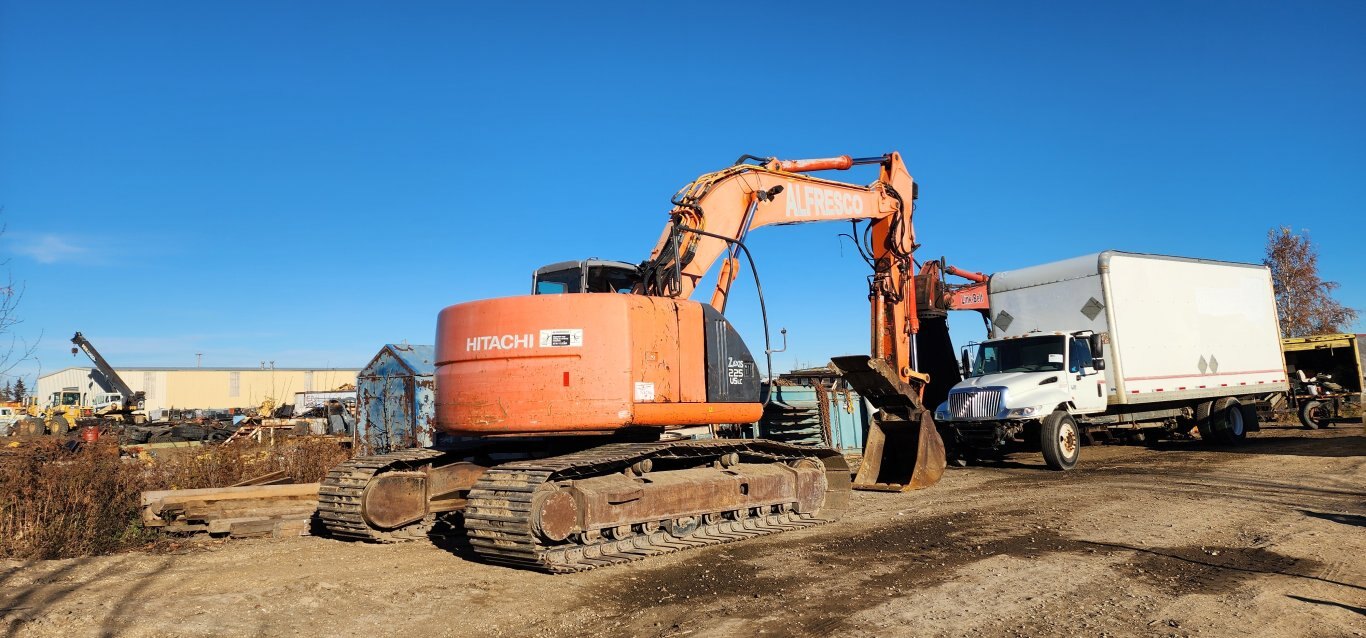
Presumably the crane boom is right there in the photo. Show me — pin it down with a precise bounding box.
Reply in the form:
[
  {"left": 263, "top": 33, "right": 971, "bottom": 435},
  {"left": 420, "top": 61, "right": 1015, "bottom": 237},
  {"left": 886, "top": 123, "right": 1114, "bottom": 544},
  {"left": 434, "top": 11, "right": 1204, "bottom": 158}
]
[{"left": 70, "top": 332, "right": 144, "bottom": 411}]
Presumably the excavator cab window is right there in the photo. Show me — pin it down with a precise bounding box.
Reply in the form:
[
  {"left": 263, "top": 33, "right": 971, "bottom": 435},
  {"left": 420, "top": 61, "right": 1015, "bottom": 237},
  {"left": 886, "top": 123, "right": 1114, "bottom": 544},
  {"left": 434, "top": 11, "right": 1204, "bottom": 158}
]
[
  {"left": 534, "top": 268, "right": 581, "bottom": 294},
  {"left": 584, "top": 265, "right": 638, "bottom": 293},
  {"left": 533, "top": 260, "right": 639, "bottom": 295}
]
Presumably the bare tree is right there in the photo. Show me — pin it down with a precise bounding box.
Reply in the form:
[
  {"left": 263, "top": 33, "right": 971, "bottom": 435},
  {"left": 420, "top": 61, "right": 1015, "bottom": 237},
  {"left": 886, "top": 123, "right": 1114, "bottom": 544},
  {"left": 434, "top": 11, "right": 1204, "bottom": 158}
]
[
  {"left": 0, "top": 213, "right": 39, "bottom": 389},
  {"left": 1264, "top": 226, "right": 1359, "bottom": 337}
]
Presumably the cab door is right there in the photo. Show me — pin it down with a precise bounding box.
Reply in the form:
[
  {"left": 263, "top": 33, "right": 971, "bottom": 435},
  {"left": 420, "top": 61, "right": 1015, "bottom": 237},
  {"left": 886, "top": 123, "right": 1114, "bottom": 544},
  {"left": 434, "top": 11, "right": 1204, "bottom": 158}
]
[{"left": 1069, "top": 338, "right": 1108, "bottom": 413}]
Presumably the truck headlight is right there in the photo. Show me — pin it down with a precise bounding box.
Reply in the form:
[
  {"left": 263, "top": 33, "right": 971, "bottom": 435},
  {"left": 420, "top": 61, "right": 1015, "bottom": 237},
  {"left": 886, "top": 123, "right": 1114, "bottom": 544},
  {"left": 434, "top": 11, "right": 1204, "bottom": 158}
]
[
  {"left": 934, "top": 402, "right": 949, "bottom": 421},
  {"left": 1006, "top": 405, "right": 1045, "bottom": 418}
]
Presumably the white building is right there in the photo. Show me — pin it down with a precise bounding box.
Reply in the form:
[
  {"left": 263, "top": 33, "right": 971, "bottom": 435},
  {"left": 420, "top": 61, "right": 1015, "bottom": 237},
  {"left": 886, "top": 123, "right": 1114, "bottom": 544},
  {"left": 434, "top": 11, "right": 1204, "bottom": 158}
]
[{"left": 37, "top": 366, "right": 360, "bottom": 413}]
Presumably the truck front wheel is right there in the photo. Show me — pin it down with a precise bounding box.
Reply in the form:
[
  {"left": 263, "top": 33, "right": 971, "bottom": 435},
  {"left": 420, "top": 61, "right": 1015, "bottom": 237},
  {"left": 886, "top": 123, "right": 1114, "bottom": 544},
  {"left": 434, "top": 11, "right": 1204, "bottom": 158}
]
[{"left": 1040, "top": 411, "right": 1080, "bottom": 471}]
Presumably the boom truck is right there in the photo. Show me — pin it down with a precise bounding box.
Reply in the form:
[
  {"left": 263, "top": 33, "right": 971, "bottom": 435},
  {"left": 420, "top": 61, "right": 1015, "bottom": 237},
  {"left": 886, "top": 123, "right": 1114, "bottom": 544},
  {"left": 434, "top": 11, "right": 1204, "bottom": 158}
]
[
  {"left": 318, "top": 152, "right": 987, "bottom": 572},
  {"left": 70, "top": 332, "right": 147, "bottom": 423},
  {"left": 934, "top": 252, "right": 1289, "bottom": 470}
]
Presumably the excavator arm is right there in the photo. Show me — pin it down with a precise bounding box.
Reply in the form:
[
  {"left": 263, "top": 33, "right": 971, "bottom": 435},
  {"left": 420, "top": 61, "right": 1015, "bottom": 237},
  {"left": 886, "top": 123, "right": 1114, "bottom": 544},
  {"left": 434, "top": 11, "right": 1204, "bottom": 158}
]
[
  {"left": 639, "top": 153, "right": 924, "bottom": 386},
  {"left": 634, "top": 152, "right": 994, "bottom": 491}
]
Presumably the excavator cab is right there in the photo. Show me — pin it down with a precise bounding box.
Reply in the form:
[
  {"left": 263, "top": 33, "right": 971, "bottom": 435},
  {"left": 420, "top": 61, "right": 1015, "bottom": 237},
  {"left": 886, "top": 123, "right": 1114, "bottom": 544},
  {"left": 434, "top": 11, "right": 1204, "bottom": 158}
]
[{"left": 532, "top": 259, "right": 639, "bottom": 294}]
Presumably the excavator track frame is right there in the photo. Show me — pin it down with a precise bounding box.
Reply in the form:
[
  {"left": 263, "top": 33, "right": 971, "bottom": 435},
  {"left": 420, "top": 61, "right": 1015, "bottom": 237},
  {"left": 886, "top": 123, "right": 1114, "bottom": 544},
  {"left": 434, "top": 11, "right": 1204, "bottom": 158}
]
[
  {"left": 464, "top": 439, "right": 850, "bottom": 573},
  {"left": 317, "top": 448, "right": 455, "bottom": 543}
]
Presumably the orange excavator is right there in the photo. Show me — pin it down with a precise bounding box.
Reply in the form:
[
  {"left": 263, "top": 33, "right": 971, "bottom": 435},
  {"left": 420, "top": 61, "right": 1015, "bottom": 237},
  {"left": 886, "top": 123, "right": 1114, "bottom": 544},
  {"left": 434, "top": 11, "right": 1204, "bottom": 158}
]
[{"left": 319, "top": 152, "right": 988, "bottom": 571}]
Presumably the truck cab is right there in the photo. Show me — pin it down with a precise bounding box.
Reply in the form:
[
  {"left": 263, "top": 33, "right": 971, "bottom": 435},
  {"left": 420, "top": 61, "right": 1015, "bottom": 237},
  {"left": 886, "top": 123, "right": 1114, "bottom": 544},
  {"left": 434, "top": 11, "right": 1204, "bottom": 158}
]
[
  {"left": 47, "top": 390, "right": 82, "bottom": 409},
  {"left": 935, "top": 331, "right": 1107, "bottom": 469},
  {"left": 91, "top": 392, "right": 127, "bottom": 412},
  {"left": 0, "top": 405, "right": 19, "bottom": 433}
]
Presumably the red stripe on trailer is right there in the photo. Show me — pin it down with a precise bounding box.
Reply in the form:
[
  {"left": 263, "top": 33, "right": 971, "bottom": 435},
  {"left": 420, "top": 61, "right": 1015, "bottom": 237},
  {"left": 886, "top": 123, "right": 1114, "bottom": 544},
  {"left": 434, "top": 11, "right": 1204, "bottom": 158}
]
[
  {"left": 1199, "top": 385, "right": 1207, "bottom": 388},
  {"left": 1178, "top": 386, "right": 1187, "bottom": 390},
  {"left": 1125, "top": 368, "right": 1283, "bottom": 381}
]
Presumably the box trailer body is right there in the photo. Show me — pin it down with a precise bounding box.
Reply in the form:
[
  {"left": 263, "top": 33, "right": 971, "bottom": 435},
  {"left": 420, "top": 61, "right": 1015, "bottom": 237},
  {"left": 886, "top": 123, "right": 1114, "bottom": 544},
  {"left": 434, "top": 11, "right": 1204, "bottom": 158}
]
[{"left": 935, "top": 251, "right": 1289, "bottom": 469}]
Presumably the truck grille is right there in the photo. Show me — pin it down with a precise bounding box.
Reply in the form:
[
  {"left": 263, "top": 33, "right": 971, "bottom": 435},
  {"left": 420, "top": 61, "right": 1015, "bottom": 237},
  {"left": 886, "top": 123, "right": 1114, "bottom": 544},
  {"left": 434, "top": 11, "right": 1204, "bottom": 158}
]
[{"left": 949, "top": 388, "right": 1003, "bottom": 420}]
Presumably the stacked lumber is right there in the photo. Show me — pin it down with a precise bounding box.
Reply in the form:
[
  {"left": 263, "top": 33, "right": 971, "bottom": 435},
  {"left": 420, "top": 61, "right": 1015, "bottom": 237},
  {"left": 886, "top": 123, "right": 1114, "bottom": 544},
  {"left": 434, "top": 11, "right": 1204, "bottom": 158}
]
[{"left": 141, "top": 476, "right": 320, "bottom": 539}]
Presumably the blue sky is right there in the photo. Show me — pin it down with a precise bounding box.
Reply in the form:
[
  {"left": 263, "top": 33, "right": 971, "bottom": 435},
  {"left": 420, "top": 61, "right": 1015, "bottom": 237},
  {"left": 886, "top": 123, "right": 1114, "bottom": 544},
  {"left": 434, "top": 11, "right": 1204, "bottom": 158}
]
[{"left": 1, "top": 1, "right": 1363, "bottom": 385}]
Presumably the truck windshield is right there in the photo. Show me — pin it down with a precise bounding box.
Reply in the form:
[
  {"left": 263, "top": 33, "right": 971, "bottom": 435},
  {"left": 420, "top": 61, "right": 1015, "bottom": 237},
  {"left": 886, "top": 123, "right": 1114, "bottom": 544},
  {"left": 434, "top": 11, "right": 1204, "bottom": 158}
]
[{"left": 972, "top": 336, "right": 1066, "bottom": 376}]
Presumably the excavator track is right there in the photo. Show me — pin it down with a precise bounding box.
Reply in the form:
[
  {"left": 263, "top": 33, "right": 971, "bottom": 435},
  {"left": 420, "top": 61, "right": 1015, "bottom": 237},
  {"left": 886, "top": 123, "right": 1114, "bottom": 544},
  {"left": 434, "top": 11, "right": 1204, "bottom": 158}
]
[
  {"left": 464, "top": 439, "right": 850, "bottom": 573},
  {"left": 317, "top": 448, "right": 452, "bottom": 542}
]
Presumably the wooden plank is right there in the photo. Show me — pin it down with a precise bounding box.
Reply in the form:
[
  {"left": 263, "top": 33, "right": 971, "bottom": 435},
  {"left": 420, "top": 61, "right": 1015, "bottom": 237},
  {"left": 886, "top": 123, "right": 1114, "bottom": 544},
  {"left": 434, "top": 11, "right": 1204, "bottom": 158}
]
[
  {"left": 141, "top": 483, "right": 320, "bottom": 508},
  {"left": 204, "top": 513, "right": 312, "bottom": 535},
  {"left": 273, "top": 518, "right": 310, "bottom": 537},
  {"left": 181, "top": 503, "right": 317, "bottom": 522},
  {"left": 227, "top": 519, "right": 281, "bottom": 538},
  {"left": 160, "top": 522, "right": 211, "bottom": 533},
  {"left": 121, "top": 441, "right": 206, "bottom": 453},
  {"left": 229, "top": 470, "right": 289, "bottom": 487}
]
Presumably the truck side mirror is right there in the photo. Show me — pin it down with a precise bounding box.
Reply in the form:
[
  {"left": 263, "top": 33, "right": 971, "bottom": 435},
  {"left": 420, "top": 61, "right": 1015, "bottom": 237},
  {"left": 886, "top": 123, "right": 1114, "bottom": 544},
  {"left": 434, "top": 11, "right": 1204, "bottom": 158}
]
[
  {"left": 1089, "top": 333, "right": 1105, "bottom": 370},
  {"left": 960, "top": 349, "right": 971, "bottom": 377}
]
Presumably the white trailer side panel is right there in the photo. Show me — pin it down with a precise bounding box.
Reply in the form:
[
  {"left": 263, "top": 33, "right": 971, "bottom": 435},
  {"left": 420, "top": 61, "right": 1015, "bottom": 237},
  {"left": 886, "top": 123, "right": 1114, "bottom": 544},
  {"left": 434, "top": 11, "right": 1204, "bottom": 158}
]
[
  {"left": 987, "top": 253, "right": 1109, "bottom": 339},
  {"left": 1103, "top": 253, "right": 1288, "bottom": 404}
]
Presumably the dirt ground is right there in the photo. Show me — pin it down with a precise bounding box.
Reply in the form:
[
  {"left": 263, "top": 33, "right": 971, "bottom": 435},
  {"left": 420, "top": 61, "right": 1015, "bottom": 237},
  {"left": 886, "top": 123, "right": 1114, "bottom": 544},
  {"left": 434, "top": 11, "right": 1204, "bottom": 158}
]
[{"left": 3, "top": 424, "right": 1363, "bottom": 638}]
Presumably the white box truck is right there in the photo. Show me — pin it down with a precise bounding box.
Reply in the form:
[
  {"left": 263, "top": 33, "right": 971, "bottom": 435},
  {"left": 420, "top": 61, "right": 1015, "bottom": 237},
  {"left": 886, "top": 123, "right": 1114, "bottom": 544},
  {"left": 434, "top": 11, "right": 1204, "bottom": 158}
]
[{"left": 934, "top": 251, "right": 1289, "bottom": 470}]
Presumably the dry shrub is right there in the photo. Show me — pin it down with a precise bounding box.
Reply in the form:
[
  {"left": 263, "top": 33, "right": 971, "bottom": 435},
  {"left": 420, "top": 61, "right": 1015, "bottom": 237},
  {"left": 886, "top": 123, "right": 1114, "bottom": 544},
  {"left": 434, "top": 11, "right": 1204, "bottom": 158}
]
[
  {"left": 150, "top": 438, "right": 352, "bottom": 489},
  {"left": 0, "top": 437, "right": 353, "bottom": 560},
  {"left": 0, "top": 439, "right": 156, "bottom": 559}
]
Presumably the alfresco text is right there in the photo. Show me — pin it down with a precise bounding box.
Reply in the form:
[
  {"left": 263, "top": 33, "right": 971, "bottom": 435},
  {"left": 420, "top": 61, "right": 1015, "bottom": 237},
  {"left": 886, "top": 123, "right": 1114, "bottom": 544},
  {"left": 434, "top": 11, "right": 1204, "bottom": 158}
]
[{"left": 784, "top": 182, "right": 865, "bottom": 218}]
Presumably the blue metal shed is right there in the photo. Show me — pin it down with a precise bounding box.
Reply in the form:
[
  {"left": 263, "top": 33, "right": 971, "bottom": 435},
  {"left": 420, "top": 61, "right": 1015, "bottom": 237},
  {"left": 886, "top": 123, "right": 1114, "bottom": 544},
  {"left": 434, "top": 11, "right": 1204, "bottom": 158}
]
[{"left": 357, "top": 344, "right": 448, "bottom": 454}]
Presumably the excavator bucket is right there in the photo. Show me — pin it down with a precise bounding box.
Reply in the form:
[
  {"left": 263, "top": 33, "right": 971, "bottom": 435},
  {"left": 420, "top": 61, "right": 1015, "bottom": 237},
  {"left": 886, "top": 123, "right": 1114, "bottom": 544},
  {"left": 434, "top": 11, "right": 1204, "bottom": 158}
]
[{"left": 829, "top": 355, "right": 947, "bottom": 492}]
